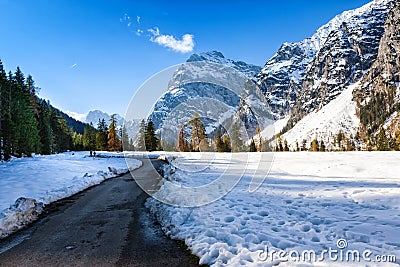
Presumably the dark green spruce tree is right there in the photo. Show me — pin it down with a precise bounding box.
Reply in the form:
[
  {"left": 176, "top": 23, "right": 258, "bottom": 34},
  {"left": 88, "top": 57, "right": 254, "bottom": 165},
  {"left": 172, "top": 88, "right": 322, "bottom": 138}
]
[
  {"left": 0, "top": 60, "right": 12, "bottom": 160},
  {"left": 11, "top": 67, "right": 40, "bottom": 156},
  {"left": 96, "top": 118, "right": 108, "bottom": 151},
  {"left": 145, "top": 119, "right": 158, "bottom": 151}
]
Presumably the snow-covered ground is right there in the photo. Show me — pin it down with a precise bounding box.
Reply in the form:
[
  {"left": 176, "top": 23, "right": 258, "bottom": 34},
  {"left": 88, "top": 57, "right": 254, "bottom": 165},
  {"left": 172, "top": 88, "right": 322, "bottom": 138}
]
[
  {"left": 146, "top": 152, "right": 400, "bottom": 266},
  {"left": 0, "top": 151, "right": 141, "bottom": 239}
]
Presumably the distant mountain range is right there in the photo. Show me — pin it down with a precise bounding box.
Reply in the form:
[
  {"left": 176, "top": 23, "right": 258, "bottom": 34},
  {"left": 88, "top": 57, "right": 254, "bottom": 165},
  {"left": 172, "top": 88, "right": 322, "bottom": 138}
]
[
  {"left": 66, "top": 110, "right": 124, "bottom": 127},
  {"left": 66, "top": 0, "right": 400, "bottom": 151},
  {"left": 146, "top": 0, "right": 399, "bottom": 151},
  {"left": 66, "top": 109, "right": 140, "bottom": 140}
]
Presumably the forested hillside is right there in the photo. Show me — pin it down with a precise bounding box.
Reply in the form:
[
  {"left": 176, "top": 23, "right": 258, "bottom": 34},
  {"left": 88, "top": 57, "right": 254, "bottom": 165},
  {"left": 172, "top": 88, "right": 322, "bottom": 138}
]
[{"left": 0, "top": 59, "right": 89, "bottom": 160}]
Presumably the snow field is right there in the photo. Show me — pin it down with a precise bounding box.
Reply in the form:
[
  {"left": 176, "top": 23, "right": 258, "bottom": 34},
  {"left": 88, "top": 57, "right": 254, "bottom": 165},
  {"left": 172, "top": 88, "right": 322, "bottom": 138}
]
[
  {"left": 146, "top": 152, "right": 400, "bottom": 266},
  {"left": 0, "top": 151, "right": 141, "bottom": 239}
]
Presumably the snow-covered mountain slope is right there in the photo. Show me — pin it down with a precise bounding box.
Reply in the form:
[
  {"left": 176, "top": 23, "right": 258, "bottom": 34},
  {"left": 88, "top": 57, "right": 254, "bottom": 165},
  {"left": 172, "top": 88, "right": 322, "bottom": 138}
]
[
  {"left": 270, "top": 0, "right": 400, "bottom": 150},
  {"left": 65, "top": 109, "right": 125, "bottom": 128},
  {"left": 86, "top": 110, "right": 124, "bottom": 127},
  {"left": 257, "top": 0, "right": 395, "bottom": 119},
  {"left": 186, "top": 51, "right": 261, "bottom": 78},
  {"left": 282, "top": 83, "right": 360, "bottom": 151},
  {"left": 147, "top": 51, "right": 268, "bottom": 141},
  {"left": 293, "top": 0, "right": 395, "bottom": 119}
]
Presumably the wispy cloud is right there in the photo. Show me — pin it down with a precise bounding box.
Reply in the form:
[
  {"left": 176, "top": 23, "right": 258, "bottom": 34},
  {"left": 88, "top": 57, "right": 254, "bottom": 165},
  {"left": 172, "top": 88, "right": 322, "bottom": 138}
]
[
  {"left": 120, "top": 13, "right": 132, "bottom": 27},
  {"left": 148, "top": 27, "right": 160, "bottom": 36},
  {"left": 70, "top": 63, "right": 77, "bottom": 69},
  {"left": 136, "top": 29, "right": 143, "bottom": 36},
  {"left": 148, "top": 27, "right": 195, "bottom": 53},
  {"left": 120, "top": 14, "right": 195, "bottom": 53}
]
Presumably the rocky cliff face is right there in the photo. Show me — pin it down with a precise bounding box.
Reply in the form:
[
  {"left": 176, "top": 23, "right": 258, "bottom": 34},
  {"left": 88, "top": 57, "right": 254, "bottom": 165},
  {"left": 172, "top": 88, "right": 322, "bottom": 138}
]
[
  {"left": 353, "top": 1, "right": 400, "bottom": 136},
  {"left": 293, "top": 0, "right": 395, "bottom": 120},
  {"left": 147, "top": 51, "right": 267, "bottom": 140},
  {"left": 256, "top": 0, "right": 395, "bottom": 120},
  {"left": 280, "top": 0, "right": 400, "bottom": 151}
]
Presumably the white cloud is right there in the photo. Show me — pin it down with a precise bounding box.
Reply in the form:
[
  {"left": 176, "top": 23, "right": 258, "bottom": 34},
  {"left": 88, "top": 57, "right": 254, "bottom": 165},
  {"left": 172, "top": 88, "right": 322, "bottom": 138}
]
[
  {"left": 65, "top": 111, "right": 87, "bottom": 122},
  {"left": 120, "top": 13, "right": 132, "bottom": 27},
  {"left": 147, "top": 27, "right": 194, "bottom": 53},
  {"left": 120, "top": 13, "right": 130, "bottom": 22},
  {"left": 148, "top": 27, "right": 160, "bottom": 36},
  {"left": 136, "top": 29, "right": 143, "bottom": 36},
  {"left": 136, "top": 16, "right": 141, "bottom": 24}
]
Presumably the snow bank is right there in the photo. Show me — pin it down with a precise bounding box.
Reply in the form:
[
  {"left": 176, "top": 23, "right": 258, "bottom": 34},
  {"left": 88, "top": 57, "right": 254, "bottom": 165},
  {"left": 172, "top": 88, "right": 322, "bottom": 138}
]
[
  {"left": 146, "top": 152, "right": 400, "bottom": 266},
  {"left": 0, "top": 151, "right": 142, "bottom": 239}
]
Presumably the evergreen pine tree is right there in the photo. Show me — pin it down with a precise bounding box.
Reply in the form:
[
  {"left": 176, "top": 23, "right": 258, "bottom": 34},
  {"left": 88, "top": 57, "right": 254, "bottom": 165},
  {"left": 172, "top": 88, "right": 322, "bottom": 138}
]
[
  {"left": 0, "top": 59, "right": 12, "bottom": 160},
  {"left": 301, "top": 139, "right": 307, "bottom": 151},
  {"left": 249, "top": 138, "right": 257, "bottom": 152},
  {"left": 223, "top": 135, "right": 232, "bottom": 152},
  {"left": 156, "top": 133, "right": 163, "bottom": 151},
  {"left": 284, "top": 139, "right": 289, "bottom": 151},
  {"left": 83, "top": 123, "right": 96, "bottom": 152},
  {"left": 96, "top": 118, "right": 108, "bottom": 151},
  {"left": 278, "top": 138, "right": 283, "bottom": 152},
  {"left": 215, "top": 130, "right": 225, "bottom": 152},
  {"left": 144, "top": 119, "right": 157, "bottom": 151},
  {"left": 295, "top": 141, "right": 300, "bottom": 152},
  {"left": 121, "top": 125, "right": 131, "bottom": 151},
  {"left": 320, "top": 140, "right": 326, "bottom": 152},
  {"left": 72, "top": 133, "right": 84, "bottom": 151},
  {"left": 37, "top": 99, "right": 52, "bottom": 154},
  {"left": 257, "top": 136, "right": 263, "bottom": 152},
  {"left": 136, "top": 119, "right": 146, "bottom": 151},
  {"left": 0, "top": 60, "right": 78, "bottom": 158},
  {"left": 12, "top": 67, "right": 40, "bottom": 156},
  {"left": 337, "top": 130, "right": 344, "bottom": 149},
  {"left": 376, "top": 127, "right": 388, "bottom": 151}
]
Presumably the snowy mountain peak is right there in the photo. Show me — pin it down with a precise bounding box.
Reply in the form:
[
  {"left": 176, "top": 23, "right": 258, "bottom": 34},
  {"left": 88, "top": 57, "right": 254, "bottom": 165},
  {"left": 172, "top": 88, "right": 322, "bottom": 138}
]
[
  {"left": 187, "top": 50, "right": 225, "bottom": 62},
  {"left": 147, "top": 51, "right": 266, "bottom": 139},
  {"left": 186, "top": 51, "right": 261, "bottom": 78},
  {"left": 256, "top": 0, "right": 396, "bottom": 118},
  {"left": 308, "top": 0, "right": 394, "bottom": 51},
  {"left": 86, "top": 110, "right": 124, "bottom": 127}
]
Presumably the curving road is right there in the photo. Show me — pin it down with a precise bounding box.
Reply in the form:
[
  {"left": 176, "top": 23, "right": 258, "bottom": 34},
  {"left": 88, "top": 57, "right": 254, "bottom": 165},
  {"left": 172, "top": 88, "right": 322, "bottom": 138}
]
[{"left": 0, "top": 158, "right": 201, "bottom": 267}]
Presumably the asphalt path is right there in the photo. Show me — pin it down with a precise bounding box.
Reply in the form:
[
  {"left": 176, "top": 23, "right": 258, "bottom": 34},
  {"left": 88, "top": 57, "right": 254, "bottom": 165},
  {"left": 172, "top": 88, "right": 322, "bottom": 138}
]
[{"left": 0, "top": 158, "right": 202, "bottom": 267}]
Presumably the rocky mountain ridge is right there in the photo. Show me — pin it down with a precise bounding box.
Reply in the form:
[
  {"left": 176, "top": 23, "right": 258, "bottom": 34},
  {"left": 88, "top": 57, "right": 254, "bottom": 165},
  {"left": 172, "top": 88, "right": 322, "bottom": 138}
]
[{"left": 257, "top": 0, "right": 395, "bottom": 120}]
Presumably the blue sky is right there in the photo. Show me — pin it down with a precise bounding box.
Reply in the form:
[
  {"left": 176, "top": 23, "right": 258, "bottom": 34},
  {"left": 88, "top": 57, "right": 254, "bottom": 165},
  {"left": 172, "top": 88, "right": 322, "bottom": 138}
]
[{"left": 0, "top": 0, "right": 371, "bottom": 118}]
